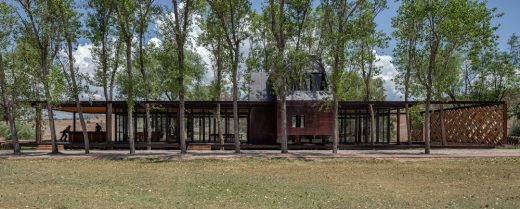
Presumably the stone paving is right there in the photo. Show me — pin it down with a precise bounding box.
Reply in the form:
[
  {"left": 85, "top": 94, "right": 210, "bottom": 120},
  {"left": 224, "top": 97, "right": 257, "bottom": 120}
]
[{"left": 1, "top": 148, "right": 519, "bottom": 159}]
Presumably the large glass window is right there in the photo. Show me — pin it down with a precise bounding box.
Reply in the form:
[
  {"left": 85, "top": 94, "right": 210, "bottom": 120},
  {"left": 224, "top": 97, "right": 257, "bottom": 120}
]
[
  {"left": 114, "top": 109, "right": 249, "bottom": 144},
  {"left": 186, "top": 111, "right": 248, "bottom": 143}
]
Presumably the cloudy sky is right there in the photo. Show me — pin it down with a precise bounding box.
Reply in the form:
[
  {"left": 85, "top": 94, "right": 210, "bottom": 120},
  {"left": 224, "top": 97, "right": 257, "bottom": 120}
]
[{"left": 69, "top": 0, "right": 520, "bottom": 102}]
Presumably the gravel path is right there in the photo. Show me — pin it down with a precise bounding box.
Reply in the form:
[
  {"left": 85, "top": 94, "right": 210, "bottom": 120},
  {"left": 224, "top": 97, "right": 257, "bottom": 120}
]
[{"left": 1, "top": 149, "right": 519, "bottom": 159}]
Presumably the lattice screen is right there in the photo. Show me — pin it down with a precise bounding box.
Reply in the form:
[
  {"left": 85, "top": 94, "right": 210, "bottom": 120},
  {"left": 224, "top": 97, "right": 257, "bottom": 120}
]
[{"left": 411, "top": 104, "right": 505, "bottom": 144}]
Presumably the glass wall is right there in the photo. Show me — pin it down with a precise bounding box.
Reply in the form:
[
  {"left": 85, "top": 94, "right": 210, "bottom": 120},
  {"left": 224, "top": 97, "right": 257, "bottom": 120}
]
[
  {"left": 115, "top": 109, "right": 249, "bottom": 144},
  {"left": 188, "top": 112, "right": 248, "bottom": 143},
  {"left": 338, "top": 109, "right": 391, "bottom": 144}
]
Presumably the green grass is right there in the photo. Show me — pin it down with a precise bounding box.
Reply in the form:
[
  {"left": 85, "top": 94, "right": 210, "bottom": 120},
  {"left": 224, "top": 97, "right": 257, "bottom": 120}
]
[{"left": 1, "top": 157, "right": 519, "bottom": 209}]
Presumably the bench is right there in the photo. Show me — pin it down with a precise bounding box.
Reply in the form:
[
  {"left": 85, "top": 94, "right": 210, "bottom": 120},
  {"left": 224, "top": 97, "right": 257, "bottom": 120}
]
[
  {"left": 187, "top": 144, "right": 212, "bottom": 150},
  {"left": 36, "top": 144, "right": 64, "bottom": 151}
]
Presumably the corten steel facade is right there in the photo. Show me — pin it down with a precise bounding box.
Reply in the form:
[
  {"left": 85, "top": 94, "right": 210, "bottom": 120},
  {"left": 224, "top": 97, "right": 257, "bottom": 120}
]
[{"left": 32, "top": 100, "right": 507, "bottom": 150}]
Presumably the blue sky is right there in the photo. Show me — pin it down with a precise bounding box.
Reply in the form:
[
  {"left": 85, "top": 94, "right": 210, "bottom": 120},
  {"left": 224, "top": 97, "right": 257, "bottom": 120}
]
[
  {"left": 152, "top": 0, "right": 520, "bottom": 53},
  {"left": 375, "top": 0, "right": 520, "bottom": 55}
]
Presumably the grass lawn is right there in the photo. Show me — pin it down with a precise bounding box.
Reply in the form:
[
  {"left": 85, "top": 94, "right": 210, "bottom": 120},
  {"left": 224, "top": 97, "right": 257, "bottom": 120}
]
[{"left": 0, "top": 157, "right": 519, "bottom": 209}]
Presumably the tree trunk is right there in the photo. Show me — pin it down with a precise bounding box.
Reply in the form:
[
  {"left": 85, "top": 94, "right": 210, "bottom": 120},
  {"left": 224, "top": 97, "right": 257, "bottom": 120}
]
[
  {"left": 76, "top": 100, "right": 90, "bottom": 154},
  {"left": 215, "top": 39, "right": 224, "bottom": 150},
  {"left": 41, "top": 56, "right": 58, "bottom": 154},
  {"left": 146, "top": 103, "right": 151, "bottom": 150},
  {"left": 172, "top": 0, "right": 189, "bottom": 155},
  {"left": 424, "top": 98, "right": 431, "bottom": 154},
  {"left": 0, "top": 53, "right": 20, "bottom": 154},
  {"left": 44, "top": 83, "right": 57, "bottom": 153},
  {"left": 280, "top": 95, "right": 288, "bottom": 153},
  {"left": 68, "top": 39, "right": 90, "bottom": 154},
  {"left": 106, "top": 41, "right": 120, "bottom": 149},
  {"left": 232, "top": 51, "right": 240, "bottom": 153},
  {"left": 179, "top": 91, "right": 186, "bottom": 154},
  {"left": 139, "top": 21, "right": 152, "bottom": 151},
  {"left": 216, "top": 103, "right": 224, "bottom": 150},
  {"left": 35, "top": 103, "right": 42, "bottom": 144},
  {"left": 332, "top": 96, "right": 339, "bottom": 154},
  {"left": 126, "top": 39, "right": 135, "bottom": 154},
  {"left": 7, "top": 105, "right": 19, "bottom": 154},
  {"left": 178, "top": 49, "right": 186, "bottom": 154},
  {"left": 369, "top": 103, "right": 376, "bottom": 146}
]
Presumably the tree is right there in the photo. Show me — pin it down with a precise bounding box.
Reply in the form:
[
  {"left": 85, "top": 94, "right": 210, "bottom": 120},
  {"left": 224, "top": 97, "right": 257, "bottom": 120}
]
[
  {"left": 263, "top": 0, "right": 309, "bottom": 153},
  {"left": 353, "top": 0, "right": 388, "bottom": 146},
  {"left": 115, "top": 0, "right": 138, "bottom": 154},
  {"left": 319, "top": 0, "right": 362, "bottom": 153},
  {"left": 392, "top": 0, "right": 422, "bottom": 145},
  {"left": 198, "top": 9, "right": 228, "bottom": 149},
  {"left": 57, "top": 0, "right": 90, "bottom": 154},
  {"left": 0, "top": 1, "right": 20, "bottom": 153},
  {"left": 393, "top": 0, "right": 498, "bottom": 154},
  {"left": 171, "top": 0, "right": 198, "bottom": 154},
  {"left": 17, "top": 0, "right": 63, "bottom": 154},
  {"left": 136, "top": 0, "right": 160, "bottom": 150},
  {"left": 87, "top": 0, "right": 120, "bottom": 148},
  {"left": 206, "top": 0, "right": 251, "bottom": 153}
]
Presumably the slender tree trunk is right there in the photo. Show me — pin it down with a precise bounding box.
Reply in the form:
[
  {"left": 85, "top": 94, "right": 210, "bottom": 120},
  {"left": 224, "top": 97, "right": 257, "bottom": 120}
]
[
  {"left": 332, "top": 96, "right": 339, "bottom": 154},
  {"left": 76, "top": 100, "right": 89, "bottom": 154},
  {"left": 139, "top": 22, "right": 152, "bottom": 151},
  {"left": 41, "top": 56, "right": 58, "bottom": 154},
  {"left": 424, "top": 98, "right": 431, "bottom": 154},
  {"left": 179, "top": 89, "right": 186, "bottom": 154},
  {"left": 216, "top": 54, "right": 224, "bottom": 150},
  {"left": 146, "top": 103, "right": 151, "bottom": 150},
  {"left": 232, "top": 50, "right": 240, "bottom": 153},
  {"left": 178, "top": 51, "right": 186, "bottom": 154},
  {"left": 405, "top": 40, "right": 413, "bottom": 145},
  {"left": 280, "top": 94, "right": 288, "bottom": 153},
  {"left": 216, "top": 103, "right": 224, "bottom": 149},
  {"left": 106, "top": 41, "right": 120, "bottom": 149},
  {"left": 68, "top": 39, "right": 90, "bottom": 154},
  {"left": 35, "top": 102, "right": 42, "bottom": 144},
  {"left": 126, "top": 39, "right": 135, "bottom": 154},
  {"left": 0, "top": 53, "right": 20, "bottom": 154}
]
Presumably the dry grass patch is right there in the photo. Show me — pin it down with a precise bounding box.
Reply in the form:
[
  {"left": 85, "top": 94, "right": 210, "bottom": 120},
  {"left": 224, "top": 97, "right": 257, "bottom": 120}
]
[{"left": 0, "top": 157, "right": 519, "bottom": 208}]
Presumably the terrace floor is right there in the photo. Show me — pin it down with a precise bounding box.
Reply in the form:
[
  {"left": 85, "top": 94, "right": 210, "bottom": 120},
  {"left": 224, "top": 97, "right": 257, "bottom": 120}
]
[{"left": 1, "top": 148, "right": 520, "bottom": 159}]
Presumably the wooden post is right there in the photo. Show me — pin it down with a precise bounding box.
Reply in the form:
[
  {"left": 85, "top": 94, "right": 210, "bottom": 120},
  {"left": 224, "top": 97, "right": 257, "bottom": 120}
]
[
  {"left": 440, "top": 103, "right": 447, "bottom": 146},
  {"left": 503, "top": 103, "right": 508, "bottom": 144},
  {"left": 106, "top": 102, "right": 113, "bottom": 149},
  {"left": 397, "top": 108, "right": 400, "bottom": 145}
]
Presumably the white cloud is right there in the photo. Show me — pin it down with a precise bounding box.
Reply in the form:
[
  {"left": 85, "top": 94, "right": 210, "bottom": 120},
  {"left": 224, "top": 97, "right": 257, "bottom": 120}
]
[
  {"left": 72, "top": 43, "right": 104, "bottom": 100},
  {"left": 374, "top": 53, "right": 403, "bottom": 101},
  {"left": 148, "top": 37, "right": 162, "bottom": 46}
]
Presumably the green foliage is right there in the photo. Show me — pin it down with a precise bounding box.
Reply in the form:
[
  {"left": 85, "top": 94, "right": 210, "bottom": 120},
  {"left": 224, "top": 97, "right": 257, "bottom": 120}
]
[
  {"left": 0, "top": 2, "right": 17, "bottom": 50},
  {"left": 409, "top": 105, "right": 424, "bottom": 127},
  {"left": 0, "top": 122, "right": 35, "bottom": 140},
  {"left": 335, "top": 71, "right": 385, "bottom": 101},
  {"left": 510, "top": 122, "right": 520, "bottom": 137},
  {"left": 392, "top": 0, "right": 499, "bottom": 103}
]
